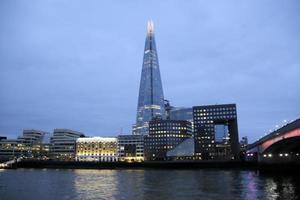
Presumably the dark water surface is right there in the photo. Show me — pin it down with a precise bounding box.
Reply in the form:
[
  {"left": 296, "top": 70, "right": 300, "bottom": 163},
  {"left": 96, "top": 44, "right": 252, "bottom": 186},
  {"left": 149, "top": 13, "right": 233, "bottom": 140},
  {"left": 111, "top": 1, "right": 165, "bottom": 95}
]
[{"left": 0, "top": 168, "right": 299, "bottom": 200}]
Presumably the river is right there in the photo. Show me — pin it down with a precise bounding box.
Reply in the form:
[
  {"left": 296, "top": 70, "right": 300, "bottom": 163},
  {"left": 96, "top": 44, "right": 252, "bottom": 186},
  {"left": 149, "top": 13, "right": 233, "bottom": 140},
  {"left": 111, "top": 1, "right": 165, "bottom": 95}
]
[{"left": 0, "top": 168, "right": 299, "bottom": 200}]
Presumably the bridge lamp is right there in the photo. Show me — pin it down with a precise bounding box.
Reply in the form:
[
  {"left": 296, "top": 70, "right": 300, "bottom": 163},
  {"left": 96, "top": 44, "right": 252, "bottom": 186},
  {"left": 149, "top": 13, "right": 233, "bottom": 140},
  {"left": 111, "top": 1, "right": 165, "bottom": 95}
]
[{"left": 268, "top": 154, "right": 272, "bottom": 158}]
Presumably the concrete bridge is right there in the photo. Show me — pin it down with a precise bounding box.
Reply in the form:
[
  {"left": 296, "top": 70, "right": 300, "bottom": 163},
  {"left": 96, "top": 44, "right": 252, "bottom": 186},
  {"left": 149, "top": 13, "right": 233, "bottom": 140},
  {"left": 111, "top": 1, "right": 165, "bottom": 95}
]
[
  {"left": 0, "top": 157, "right": 22, "bottom": 169},
  {"left": 246, "top": 119, "right": 300, "bottom": 163}
]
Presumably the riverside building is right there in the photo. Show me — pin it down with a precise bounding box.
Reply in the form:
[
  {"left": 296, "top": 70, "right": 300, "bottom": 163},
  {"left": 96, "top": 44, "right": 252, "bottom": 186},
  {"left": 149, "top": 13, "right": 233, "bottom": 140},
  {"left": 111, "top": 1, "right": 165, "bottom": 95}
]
[
  {"left": 144, "top": 119, "right": 193, "bottom": 160},
  {"left": 133, "top": 20, "right": 166, "bottom": 135},
  {"left": 0, "top": 129, "right": 48, "bottom": 160},
  {"left": 50, "top": 129, "right": 85, "bottom": 160},
  {"left": 193, "top": 104, "right": 240, "bottom": 160},
  {"left": 117, "top": 135, "right": 144, "bottom": 162},
  {"left": 75, "top": 137, "right": 118, "bottom": 162}
]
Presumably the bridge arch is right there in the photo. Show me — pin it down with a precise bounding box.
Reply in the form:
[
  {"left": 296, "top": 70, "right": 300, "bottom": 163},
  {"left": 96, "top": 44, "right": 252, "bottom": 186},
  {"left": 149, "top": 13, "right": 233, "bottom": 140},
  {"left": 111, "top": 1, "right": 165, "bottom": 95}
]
[
  {"left": 259, "top": 128, "right": 300, "bottom": 154},
  {"left": 262, "top": 136, "right": 300, "bottom": 154}
]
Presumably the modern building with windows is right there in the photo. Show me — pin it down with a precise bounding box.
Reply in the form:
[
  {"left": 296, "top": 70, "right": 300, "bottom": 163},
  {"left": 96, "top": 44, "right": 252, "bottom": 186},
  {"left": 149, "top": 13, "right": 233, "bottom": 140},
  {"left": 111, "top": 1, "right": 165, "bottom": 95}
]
[
  {"left": 75, "top": 137, "right": 118, "bottom": 162},
  {"left": 0, "top": 129, "right": 49, "bottom": 160},
  {"left": 50, "top": 129, "right": 85, "bottom": 160},
  {"left": 117, "top": 135, "right": 144, "bottom": 162},
  {"left": 193, "top": 104, "right": 239, "bottom": 160},
  {"left": 17, "top": 129, "right": 46, "bottom": 145},
  {"left": 144, "top": 119, "right": 193, "bottom": 160},
  {"left": 133, "top": 20, "right": 166, "bottom": 135}
]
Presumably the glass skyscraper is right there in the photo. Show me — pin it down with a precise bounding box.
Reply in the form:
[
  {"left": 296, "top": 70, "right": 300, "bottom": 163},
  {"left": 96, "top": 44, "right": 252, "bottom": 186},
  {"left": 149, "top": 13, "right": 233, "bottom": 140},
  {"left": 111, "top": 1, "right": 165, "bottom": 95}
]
[{"left": 134, "top": 20, "right": 165, "bottom": 135}]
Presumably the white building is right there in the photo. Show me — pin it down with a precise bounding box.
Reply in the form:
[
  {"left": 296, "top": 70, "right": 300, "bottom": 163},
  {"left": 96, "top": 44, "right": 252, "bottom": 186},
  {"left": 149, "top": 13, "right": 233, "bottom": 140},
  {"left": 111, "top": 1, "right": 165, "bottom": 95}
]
[{"left": 75, "top": 137, "right": 118, "bottom": 162}]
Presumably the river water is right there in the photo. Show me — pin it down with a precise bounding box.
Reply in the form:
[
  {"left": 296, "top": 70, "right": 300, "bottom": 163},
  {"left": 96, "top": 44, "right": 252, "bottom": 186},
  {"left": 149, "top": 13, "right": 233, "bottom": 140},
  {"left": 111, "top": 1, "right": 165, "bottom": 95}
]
[{"left": 0, "top": 168, "right": 299, "bottom": 200}]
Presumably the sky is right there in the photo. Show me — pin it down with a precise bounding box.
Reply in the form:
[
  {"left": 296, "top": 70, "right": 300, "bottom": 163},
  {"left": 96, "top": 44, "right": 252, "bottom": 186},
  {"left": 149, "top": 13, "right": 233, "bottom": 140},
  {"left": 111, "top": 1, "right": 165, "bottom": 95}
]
[{"left": 0, "top": 0, "right": 299, "bottom": 142}]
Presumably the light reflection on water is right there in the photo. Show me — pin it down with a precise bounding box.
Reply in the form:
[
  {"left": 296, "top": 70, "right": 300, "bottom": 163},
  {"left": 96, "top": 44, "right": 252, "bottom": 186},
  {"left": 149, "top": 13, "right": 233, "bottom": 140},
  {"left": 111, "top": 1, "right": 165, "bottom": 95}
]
[
  {"left": 0, "top": 169, "right": 299, "bottom": 200},
  {"left": 74, "top": 170, "right": 118, "bottom": 200}
]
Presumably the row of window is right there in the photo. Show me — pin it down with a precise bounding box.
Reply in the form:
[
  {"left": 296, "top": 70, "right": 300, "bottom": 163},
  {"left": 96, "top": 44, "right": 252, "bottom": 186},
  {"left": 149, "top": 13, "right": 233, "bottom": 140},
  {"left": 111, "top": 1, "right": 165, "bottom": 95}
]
[
  {"left": 148, "top": 134, "right": 188, "bottom": 138},
  {"left": 194, "top": 107, "right": 235, "bottom": 112},
  {"left": 77, "top": 154, "right": 116, "bottom": 156},
  {"left": 194, "top": 111, "right": 236, "bottom": 116},
  {"left": 147, "top": 146, "right": 174, "bottom": 150},
  {"left": 150, "top": 123, "right": 186, "bottom": 127}
]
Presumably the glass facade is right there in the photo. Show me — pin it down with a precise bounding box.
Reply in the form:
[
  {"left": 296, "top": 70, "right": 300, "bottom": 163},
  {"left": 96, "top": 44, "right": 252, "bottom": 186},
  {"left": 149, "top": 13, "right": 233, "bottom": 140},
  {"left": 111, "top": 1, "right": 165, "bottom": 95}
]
[{"left": 134, "top": 20, "right": 165, "bottom": 135}]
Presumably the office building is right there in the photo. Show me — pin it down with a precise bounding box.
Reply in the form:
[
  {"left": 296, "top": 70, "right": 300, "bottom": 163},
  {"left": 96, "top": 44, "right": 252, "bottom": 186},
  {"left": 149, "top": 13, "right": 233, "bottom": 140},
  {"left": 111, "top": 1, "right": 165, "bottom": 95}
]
[
  {"left": 117, "top": 135, "right": 144, "bottom": 162},
  {"left": 240, "top": 136, "right": 248, "bottom": 150},
  {"left": 193, "top": 104, "right": 239, "bottom": 160},
  {"left": 75, "top": 137, "right": 118, "bottom": 162},
  {"left": 0, "top": 136, "right": 7, "bottom": 141},
  {"left": 144, "top": 119, "right": 192, "bottom": 160},
  {"left": 17, "top": 129, "right": 46, "bottom": 145},
  {"left": 50, "top": 129, "right": 85, "bottom": 160},
  {"left": 0, "top": 129, "right": 49, "bottom": 160},
  {"left": 134, "top": 20, "right": 165, "bottom": 135}
]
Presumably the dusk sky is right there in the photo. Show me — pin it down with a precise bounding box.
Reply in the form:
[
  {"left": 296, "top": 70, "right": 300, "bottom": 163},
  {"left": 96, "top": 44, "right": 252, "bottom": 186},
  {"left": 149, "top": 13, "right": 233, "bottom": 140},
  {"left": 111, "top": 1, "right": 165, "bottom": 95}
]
[{"left": 0, "top": 0, "right": 299, "bottom": 142}]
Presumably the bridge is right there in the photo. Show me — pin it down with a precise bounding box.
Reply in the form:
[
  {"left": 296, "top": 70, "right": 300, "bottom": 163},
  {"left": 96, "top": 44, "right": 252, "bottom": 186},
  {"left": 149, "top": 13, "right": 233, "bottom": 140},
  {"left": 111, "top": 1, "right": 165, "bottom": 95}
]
[
  {"left": 0, "top": 157, "right": 22, "bottom": 169},
  {"left": 246, "top": 118, "right": 300, "bottom": 163}
]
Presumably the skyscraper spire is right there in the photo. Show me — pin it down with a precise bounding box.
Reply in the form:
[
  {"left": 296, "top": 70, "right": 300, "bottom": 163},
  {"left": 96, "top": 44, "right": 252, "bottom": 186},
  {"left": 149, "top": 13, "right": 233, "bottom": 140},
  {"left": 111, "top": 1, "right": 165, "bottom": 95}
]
[
  {"left": 147, "top": 20, "right": 154, "bottom": 34},
  {"left": 133, "top": 20, "right": 165, "bottom": 135}
]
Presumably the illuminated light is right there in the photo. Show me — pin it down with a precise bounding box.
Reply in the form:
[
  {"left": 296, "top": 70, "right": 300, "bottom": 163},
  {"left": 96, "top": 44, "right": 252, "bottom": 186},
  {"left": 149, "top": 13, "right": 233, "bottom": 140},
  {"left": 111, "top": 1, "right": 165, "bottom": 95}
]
[
  {"left": 268, "top": 154, "right": 272, "bottom": 158},
  {"left": 263, "top": 154, "right": 267, "bottom": 157},
  {"left": 296, "top": 153, "right": 299, "bottom": 156},
  {"left": 147, "top": 20, "right": 154, "bottom": 34},
  {"left": 279, "top": 154, "right": 283, "bottom": 157},
  {"left": 284, "top": 153, "right": 288, "bottom": 157}
]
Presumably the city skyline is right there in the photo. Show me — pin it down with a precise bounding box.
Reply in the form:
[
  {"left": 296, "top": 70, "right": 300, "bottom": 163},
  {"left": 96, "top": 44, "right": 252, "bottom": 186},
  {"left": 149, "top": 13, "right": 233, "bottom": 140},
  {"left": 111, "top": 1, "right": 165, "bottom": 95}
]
[{"left": 0, "top": 1, "right": 299, "bottom": 142}]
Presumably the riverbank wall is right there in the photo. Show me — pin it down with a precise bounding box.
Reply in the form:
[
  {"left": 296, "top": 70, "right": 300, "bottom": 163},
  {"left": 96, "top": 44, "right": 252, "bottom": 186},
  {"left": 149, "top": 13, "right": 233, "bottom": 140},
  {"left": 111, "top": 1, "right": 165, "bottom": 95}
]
[{"left": 12, "top": 160, "right": 300, "bottom": 172}]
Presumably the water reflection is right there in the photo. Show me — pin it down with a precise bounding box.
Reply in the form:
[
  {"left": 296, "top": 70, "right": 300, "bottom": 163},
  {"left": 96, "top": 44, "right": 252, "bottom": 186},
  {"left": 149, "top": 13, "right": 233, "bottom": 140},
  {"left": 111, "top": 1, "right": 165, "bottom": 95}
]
[
  {"left": 74, "top": 170, "right": 118, "bottom": 199},
  {"left": 0, "top": 169, "right": 299, "bottom": 200}
]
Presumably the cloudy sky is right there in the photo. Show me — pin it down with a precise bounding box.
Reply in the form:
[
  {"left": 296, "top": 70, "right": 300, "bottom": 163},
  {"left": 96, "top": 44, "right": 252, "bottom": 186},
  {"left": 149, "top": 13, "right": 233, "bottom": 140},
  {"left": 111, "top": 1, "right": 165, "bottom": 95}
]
[{"left": 0, "top": 0, "right": 299, "bottom": 142}]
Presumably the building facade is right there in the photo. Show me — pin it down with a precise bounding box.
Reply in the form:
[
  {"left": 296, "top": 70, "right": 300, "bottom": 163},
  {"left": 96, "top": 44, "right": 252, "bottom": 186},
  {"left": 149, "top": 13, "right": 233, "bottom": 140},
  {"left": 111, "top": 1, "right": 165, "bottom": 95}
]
[
  {"left": 193, "top": 104, "right": 239, "bottom": 160},
  {"left": 17, "top": 129, "right": 46, "bottom": 145},
  {"left": 117, "top": 135, "right": 144, "bottom": 162},
  {"left": 144, "top": 119, "right": 193, "bottom": 160},
  {"left": 75, "top": 137, "right": 118, "bottom": 162},
  {"left": 169, "top": 107, "right": 193, "bottom": 122},
  {"left": 134, "top": 20, "right": 165, "bottom": 135},
  {"left": 0, "top": 129, "right": 49, "bottom": 160},
  {"left": 50, "top": 129, "right": 85, "bottom": 160}
]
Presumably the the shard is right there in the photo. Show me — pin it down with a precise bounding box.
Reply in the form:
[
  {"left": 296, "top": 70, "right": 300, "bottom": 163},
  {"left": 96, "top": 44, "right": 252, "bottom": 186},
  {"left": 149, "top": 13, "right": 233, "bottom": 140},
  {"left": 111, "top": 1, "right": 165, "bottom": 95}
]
[{"left": 133, "top": 20, "right": 165, "bottom": 135}]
